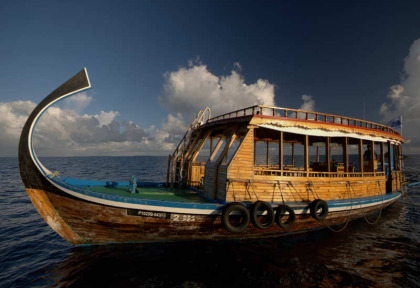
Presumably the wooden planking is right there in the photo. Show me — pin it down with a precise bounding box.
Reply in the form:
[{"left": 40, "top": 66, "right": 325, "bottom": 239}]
[
  {"left": 225, "top": 176, "right": 386, "bottom": 202},
  {"left": 226, "top": 129, "right": 254, "bottom": 201},
  {"left": 42, "top": 186, "right": 397, "bottom": 244},
  {"left": 203, "top": 166, "right": 216, "bottom": 199},
  {"left": 26, "top": 188, "right": 85, "bottom": 244},
  {"left": 216, "top": 166, "right": 228, "bottom": 200}
]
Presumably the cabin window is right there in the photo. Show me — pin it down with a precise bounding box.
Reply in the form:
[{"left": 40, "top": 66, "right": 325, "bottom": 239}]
[
  {"left": 390, "top": 143, "right": 395, "bottom": 171},
  {"left": 283, "top": 142, "right": 294, "bottom": 166},
  {"left": 268, "top": 142, "right": 280, "bottom": 166},
  {"left": 255, "top": 141, "right": 268, "bottom": 166},
  {"left": 308, "top": 138, "right": 327, "bottom": 172},
  {"left": 383, "top": 142, "right": 389, "bottom": 174},
  {"left": 330, "top": 139, "right": 344, "bottom": 172},
  {"left": 375, "top": 142, "right": 383, "bottom": 172},
  {"left": 282, "top": 133, "right": 305, "bottom": 169},
  {"left": 209, "top": 136, "right": 230, "bottom": 163},
  {"left": 251, "top": 127, "right": 395, "bottom": 177},
  {"left": 362, "top": 140, "right": 379, "bottom": 172},
  {"left": 223, "top": 135, "right": 244, "bottom": 165},
  {"left": 195, "top": 138, "right": 212, "bottom": 163},
  {"left": 348, "top": 138, "right": 360, "bottom": 172}
]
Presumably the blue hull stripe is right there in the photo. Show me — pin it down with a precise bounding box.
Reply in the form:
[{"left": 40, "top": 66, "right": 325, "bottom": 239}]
[{"left": 48, "top": 176, "right": 401, "bottom": 212}]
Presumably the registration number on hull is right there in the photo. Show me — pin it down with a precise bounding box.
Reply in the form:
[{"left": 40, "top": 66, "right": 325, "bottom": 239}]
[
  {"left": 127, "top": 209, "right": 169, "bottom": 219},
  {"left": 127, "top": 209, "right": 196, "bottom": 222}
]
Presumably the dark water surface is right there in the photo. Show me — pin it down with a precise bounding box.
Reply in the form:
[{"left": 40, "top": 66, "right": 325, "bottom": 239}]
[{"left": 1, "top": 156, "right": 419, "bottom": 287}]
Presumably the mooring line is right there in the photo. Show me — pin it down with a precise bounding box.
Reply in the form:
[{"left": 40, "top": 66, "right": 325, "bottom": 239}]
[
  {"left": 362, "top": 180, "right": 384, "bottom": 225},
  {"left": 322, "top": 181, "right": 354, "bottom": 233}
]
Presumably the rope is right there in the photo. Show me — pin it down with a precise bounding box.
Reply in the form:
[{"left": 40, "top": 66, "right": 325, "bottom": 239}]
[
  {"left": 322, "top": 182, "right": 355, "bottom": 233},
  {"left": 275, "top": 181, "right": 285, "bottom": 205},
  {"left": 407, "top": 181, "right": 420, "bottom": 187},
  {"left": 362, "top": 180, "right": 384, "bottom": 225},
  {"left": 400, "top": 184, "right": 420, "bottom": 206},
  {"left": 48, "top": 171, "right": 60, "bottom": 178},
  {"left": 227, "top": 180, "right": 236, "bottom": 202},
  {"left": 307, "top": 181, "right": 320, "bottom": 200},
  {"left": 287, "top": 181, "right": 307, "bottom": 203},
  {"left": 247, "top": 180, "right": 259, "bottom": 200}
]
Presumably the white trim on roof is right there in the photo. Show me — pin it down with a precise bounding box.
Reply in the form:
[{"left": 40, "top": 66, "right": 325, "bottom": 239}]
[{"left": 257, "top": 124, "right": 399, "bottom": 143}]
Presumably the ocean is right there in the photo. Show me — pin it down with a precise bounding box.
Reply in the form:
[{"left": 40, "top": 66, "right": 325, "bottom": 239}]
[{"left": 1, "top": 156, "right": 419, "bottom": 287}]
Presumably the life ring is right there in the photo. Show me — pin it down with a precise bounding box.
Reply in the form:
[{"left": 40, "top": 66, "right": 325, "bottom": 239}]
[
  {"left": 250, "top": 201, "right": 275, "bottom": 229},
  {"left": 221, "top": 202, "right": 250, "bottom": 233},
  {"left": 310, "top": 199, "right": 329, "bottom": 221},
  {"left": 275, "top": 204, "right": 295, "bottom": 229}
]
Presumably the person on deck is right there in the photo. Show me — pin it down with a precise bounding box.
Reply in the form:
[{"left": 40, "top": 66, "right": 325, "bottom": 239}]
[{"left": 363, "top": 144, "right": 378, "bottom": 161}]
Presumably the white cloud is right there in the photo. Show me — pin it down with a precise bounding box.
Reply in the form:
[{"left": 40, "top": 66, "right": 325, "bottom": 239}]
[
  {"left": 61, "top": 92, "right": 92, "bottom": 112},
  {"left": 300, "top": 94, "right": 315, "bottom": 111},
  {"left": 380, "top": 38, "right": 420, "bottom": 153},
  {"left": 1, "top": 60, "right": 279, "bottom": 157},
  {"left": 95, "top": 110, "right": 119, "bottom": 127},
  {"left": 0, "top": 98, "right": 186, "bottom": 157},
  {"left": 160, "top": 63, "right": 275, "bottom": 120}
]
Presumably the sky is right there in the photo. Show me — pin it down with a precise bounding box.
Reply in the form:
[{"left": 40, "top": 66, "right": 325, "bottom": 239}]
[{"left": 1, "top": 0, "right": 420, "bottom": 156}]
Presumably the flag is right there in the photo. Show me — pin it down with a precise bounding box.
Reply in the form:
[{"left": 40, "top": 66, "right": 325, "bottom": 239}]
[{"left": 388, "top": 115, "right": 402, "bottom": 129}]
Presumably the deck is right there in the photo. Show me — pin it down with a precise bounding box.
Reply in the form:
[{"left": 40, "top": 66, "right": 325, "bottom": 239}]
[{"left": 86, "top": 186, "right": 209, "bottom": 203}]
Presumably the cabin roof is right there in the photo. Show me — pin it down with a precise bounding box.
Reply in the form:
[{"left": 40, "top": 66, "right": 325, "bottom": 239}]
[{"left": 198, "top": 105, "right": 404, "bottom": 143}]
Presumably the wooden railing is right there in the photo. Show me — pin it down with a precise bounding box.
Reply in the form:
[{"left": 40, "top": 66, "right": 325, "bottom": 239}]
[
  {"left": 206, "top": 105, "right": 400, "bottom": 136},
  {"left": 254, "top": 168, "right": 386, "bottom": 178}
]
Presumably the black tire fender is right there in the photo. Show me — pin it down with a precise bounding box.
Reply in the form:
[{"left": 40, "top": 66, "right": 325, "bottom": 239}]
[
  {"left": 250, "top": 201, "right": 275, "bottom": 229},
  {"left": 310, "top": 199, "right": 329, "bottom": 221},
  {"left": 275, "top": 204, "right": 295, "bottom": 229},
  {"left": 221, "top": 202, "right": 250, "bottom": 233}
]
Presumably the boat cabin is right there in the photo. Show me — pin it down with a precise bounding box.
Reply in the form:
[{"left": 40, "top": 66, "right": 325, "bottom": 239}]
[{"left": 167, "top": 105, "right": 404, "bottom": 204}]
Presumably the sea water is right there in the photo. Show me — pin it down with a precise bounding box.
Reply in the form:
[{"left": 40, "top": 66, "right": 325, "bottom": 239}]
[{"left": 1, "top": 156, "right": 419, "bottom": 287}]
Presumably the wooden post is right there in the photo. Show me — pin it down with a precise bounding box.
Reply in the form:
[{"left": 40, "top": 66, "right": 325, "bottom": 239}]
[
  {"left": 304, "top": 135, "right": 309, "bottom": 173},
  {"left": 344, "top": 137, "right": 348, "bottom": 173},
  {"left": 266, "top": 141, "right": 269, "bottom": 166},
  {"left": 280, "top": 131, "right": 283, "bottom": 174},
  {"left": 210, "top": 137, "right": 213, "bottom": 155},
  {"left": 380, "top": 142, "right": 384, "bottom": 172},
  {"left": 371, "top": 141, "right": 375, "bottom": 174},
  {"left": 359, "top": 139, "right": 363, "bottom": 173},
  {"left": 387, "top": 141, "right": 391, "bottom": 173},
  {"left": 316, "top": 146, "right": 319, "bottom": 162},
  {"left": 326, "top": 137, "right": 330, "bottom": 172},
  {"left": 292, "top": 143, "right": 295, "bottom": 167},
  {"left": 254, "top": 129, "right": 257, "bottom": 166}
]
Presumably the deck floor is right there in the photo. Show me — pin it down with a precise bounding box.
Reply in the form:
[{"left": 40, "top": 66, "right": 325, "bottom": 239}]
[{"left": 86, "top": 186, "right": 209, "bottom": 203}]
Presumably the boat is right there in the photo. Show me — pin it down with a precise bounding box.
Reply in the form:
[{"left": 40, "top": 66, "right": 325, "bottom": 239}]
[{"left": 19, "top": 69, "right": 406, "bottom": 245}]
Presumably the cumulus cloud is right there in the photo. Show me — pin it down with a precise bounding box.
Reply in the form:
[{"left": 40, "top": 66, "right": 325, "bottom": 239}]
[
  {"left": 160, "top": 63, "right": 275, "bottom": 119},
  {"left": 0, "top": 98, "right": 185, "bottom": 156},
  {"left": 300, "top": 95, "right": 315, "bottom": 111},
  {"left": 380, "top": 38, "right": 420, "bottom": 153},
  {"left": 0, "top": 101, "right": 36, "bottom": 156},
  {"left": 2, "top": 60, "right": 279, "bottom": 157},
  {"left": 61, "top": 92, "right": 92, "bottom": 112}
]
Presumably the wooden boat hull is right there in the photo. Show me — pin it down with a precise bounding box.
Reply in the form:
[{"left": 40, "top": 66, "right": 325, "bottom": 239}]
[{"left": 25, "top": 186, "right": 400, "bottom": 245}]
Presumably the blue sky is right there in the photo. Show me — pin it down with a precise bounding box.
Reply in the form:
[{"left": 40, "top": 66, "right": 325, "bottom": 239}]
[{"left": 1, "top": 0, "right": 420, "bottom": 156}]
